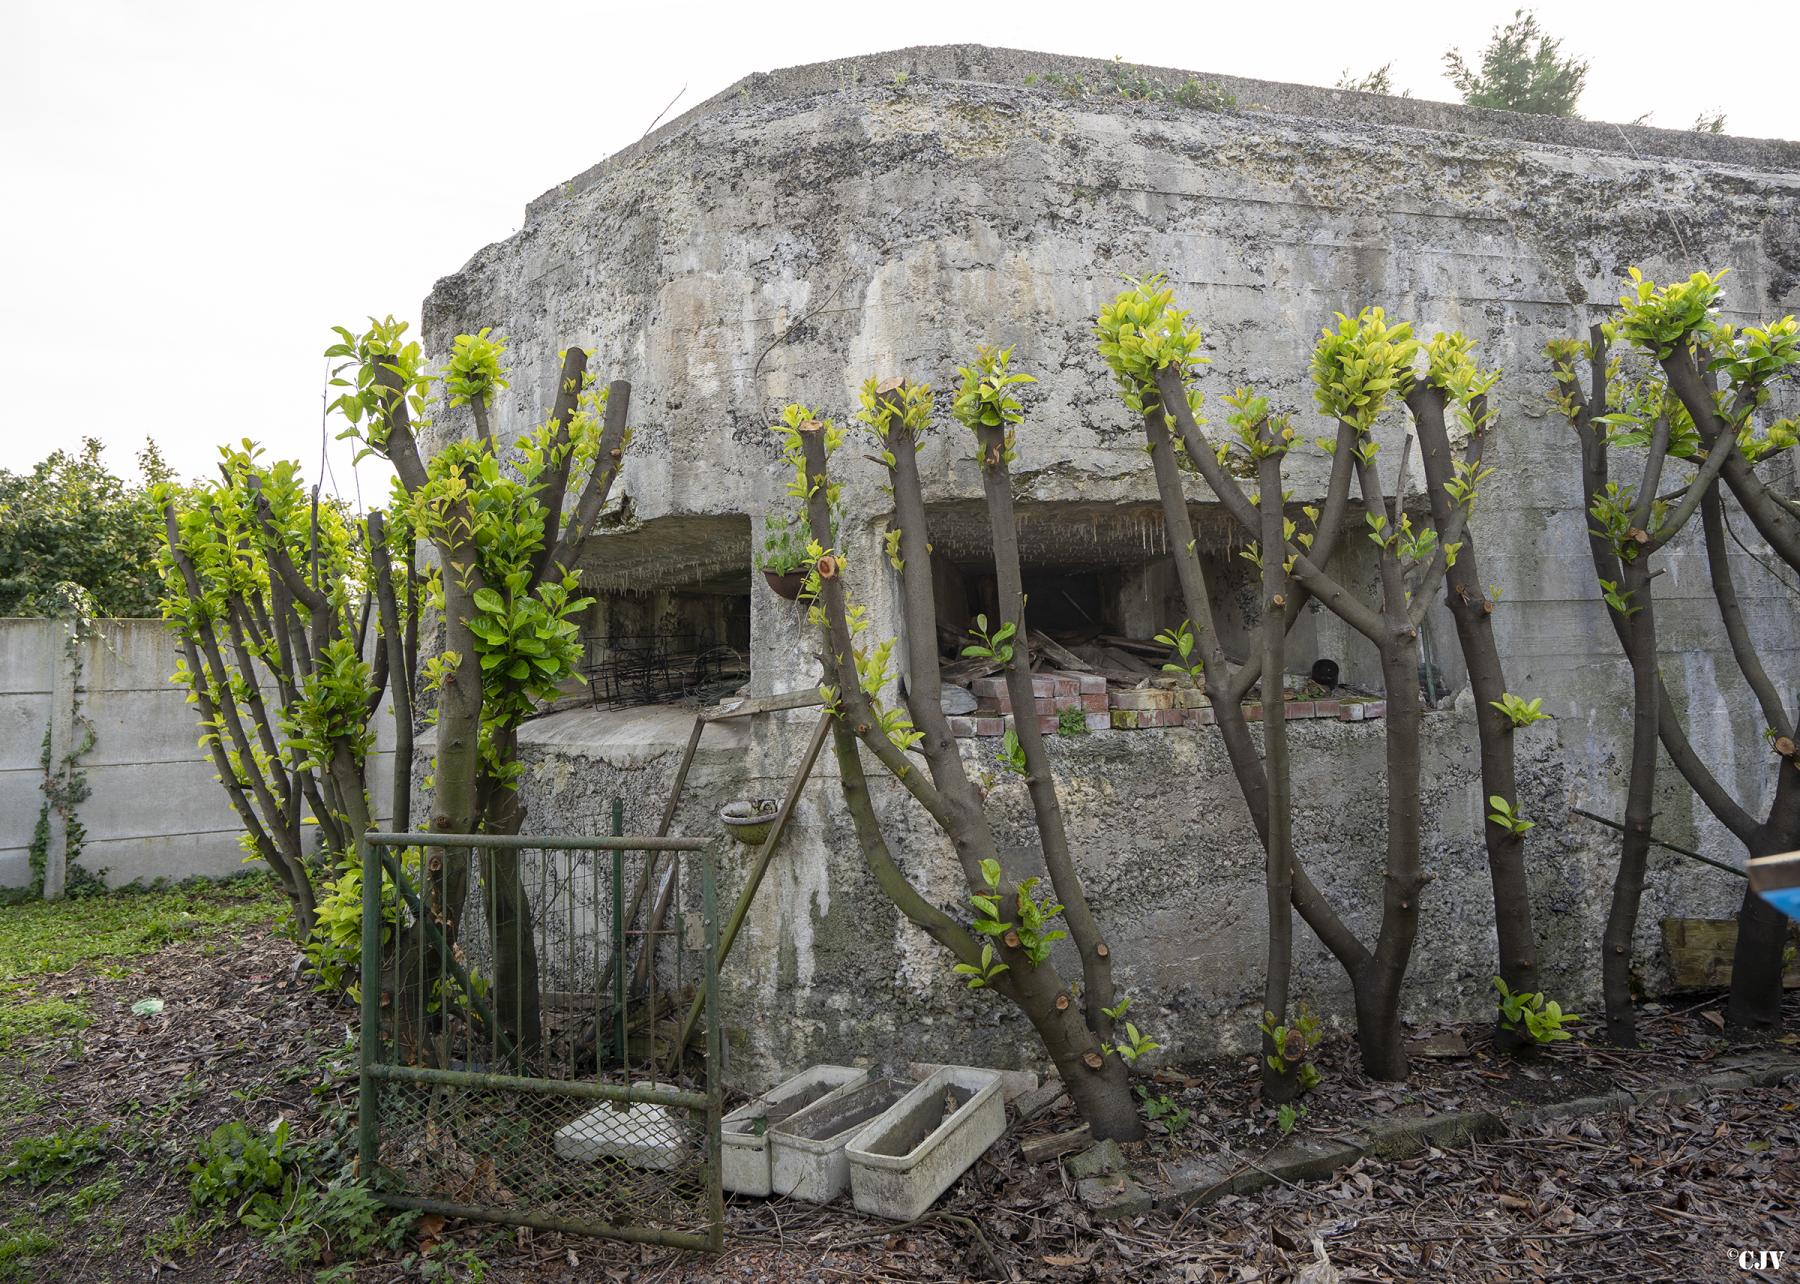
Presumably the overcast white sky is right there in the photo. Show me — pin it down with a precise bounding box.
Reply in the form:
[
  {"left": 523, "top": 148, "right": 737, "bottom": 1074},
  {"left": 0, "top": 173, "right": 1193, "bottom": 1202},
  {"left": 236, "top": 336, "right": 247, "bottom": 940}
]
[{"left": 4, "top": 2, "right": 1794, "bottom": 500}]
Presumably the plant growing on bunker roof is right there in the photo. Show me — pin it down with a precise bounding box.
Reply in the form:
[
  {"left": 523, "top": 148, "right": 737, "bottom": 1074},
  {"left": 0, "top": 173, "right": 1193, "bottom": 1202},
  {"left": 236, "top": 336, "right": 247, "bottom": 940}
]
[
  {"left": 780, "top": 366, "right": 1149, "bottom": 1141},
  {"left": 1444, "top": 9, "right": 1588, "bottom": 118}
]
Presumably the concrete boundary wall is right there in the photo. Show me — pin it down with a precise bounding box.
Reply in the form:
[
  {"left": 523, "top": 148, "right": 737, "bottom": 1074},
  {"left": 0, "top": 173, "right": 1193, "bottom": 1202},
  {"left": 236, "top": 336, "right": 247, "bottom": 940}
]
[{"left": 0, "top": 618, "right": 395, "bottom": 893}]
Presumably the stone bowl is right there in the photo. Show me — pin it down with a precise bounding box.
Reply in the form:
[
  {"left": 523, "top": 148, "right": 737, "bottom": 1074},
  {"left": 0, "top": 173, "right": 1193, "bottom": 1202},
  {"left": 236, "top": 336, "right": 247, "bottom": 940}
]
[{"left": 721, "top": 799, "right": 779, "bottom": 846}]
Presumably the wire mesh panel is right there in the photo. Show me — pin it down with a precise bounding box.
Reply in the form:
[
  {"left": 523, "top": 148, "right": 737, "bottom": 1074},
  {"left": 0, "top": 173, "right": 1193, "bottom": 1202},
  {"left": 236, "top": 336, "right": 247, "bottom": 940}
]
[
  {"left": 357, "top": 829, "right": 722, "bottom": 1251},
  {"left": 581, "top": 634, "right": 749, "bottom": 710}
]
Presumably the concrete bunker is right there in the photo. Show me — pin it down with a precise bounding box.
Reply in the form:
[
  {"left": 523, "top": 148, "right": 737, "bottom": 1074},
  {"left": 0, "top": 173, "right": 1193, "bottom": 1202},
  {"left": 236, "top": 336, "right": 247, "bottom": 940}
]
[{"left": 423, "top": 43, "right": 1800, "bottom": 1081}]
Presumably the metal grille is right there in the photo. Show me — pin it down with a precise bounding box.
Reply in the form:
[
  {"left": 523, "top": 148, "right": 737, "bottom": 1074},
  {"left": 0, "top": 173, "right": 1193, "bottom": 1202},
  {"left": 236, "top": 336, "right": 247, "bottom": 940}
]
[
  {"left": 357, "top": 828, "right": 722, "bottom": 1251},
  {"left": 583, "top": 634, "right": 748, "bottom": 709}
]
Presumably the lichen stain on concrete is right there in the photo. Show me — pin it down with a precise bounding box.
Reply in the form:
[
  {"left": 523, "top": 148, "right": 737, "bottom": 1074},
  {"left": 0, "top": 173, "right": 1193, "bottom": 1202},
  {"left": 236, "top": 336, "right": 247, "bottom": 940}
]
[
  {"left": 867, "top": 96, "right": 1052, "bottom": 162},
  {"left": 772, "top": 796, "right": 832, "bottom": 992}
]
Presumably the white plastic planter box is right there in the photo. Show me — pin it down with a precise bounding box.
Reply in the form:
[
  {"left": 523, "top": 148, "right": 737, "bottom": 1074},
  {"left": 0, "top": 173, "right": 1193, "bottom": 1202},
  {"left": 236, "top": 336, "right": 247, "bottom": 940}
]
[
  {"left": 722, "top": 1064, "right": 869, "bottom": 1196},
  {"left": 769, "top": 1076, "right": 910, "bottom": 1203},
  {"left": 847, "top": 1065, "right": 1005, "bottom": 1220}
]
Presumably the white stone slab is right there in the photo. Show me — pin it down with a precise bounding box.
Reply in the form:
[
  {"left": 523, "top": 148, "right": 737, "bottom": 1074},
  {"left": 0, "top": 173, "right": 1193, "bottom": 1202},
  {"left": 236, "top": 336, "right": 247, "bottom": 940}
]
[{"left": 556, "top": 1087, "right": 688, "bottom": 1171}]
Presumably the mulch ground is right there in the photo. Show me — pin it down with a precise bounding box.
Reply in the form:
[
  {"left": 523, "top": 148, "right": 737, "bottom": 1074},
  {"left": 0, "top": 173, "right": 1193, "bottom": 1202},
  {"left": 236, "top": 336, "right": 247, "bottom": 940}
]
[{"left": 3, "top": 917, "right": 1797, "bottom": 1282}]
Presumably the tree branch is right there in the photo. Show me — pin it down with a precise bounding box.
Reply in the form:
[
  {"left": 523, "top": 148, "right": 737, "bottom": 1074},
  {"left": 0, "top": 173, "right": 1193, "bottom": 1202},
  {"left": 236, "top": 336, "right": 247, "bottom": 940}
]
[
  {"left": 974, "top": 418, "right": 1117, "bottom": 1038},
  {"left": 529, "top": 348, "right": 590, "bottom": 585},
  {"left": 547, "top": 379, "right": 632, "bottom": 576},
  {"left": 1701, "top": 488, "right": 1792, "bottom": 737}
]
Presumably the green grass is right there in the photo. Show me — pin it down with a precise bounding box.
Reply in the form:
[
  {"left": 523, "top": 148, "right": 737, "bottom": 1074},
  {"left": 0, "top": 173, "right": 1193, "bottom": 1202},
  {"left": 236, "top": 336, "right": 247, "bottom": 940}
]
[
  {"left": 0, "top": 875, "right": 284, "bottom": 1052},
  {"left": 0, "top": 993, "right": 90, "bottom": 1053},
  {"left": 0, "top": 1224, "right": 53, "bottom": 1283},
  {"left": 0, "top": 1124, "right": 111, "bottom": 1186}
]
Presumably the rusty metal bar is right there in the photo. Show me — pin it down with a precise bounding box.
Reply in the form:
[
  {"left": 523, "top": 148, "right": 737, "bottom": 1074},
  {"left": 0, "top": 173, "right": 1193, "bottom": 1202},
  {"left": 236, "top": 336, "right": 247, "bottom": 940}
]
[
  {"left": 366, "top": 1060, "right": 709, "bottom": 1110},
  {"left": 372, "top": 1194, "right": 716, "bottom": 1250},
  {"left": 366, "top": 830, "right": 706, "bottom": 852}
]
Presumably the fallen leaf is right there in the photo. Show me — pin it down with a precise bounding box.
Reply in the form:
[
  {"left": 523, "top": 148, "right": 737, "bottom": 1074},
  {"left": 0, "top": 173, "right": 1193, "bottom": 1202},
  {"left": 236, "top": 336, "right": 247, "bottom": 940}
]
[
  {"left": 1702, "top": 1009, "right": 1726, "bottom": 1031},
  {"left": 1293, "top": 1237, "right": 1341, "bottom": 1284}
]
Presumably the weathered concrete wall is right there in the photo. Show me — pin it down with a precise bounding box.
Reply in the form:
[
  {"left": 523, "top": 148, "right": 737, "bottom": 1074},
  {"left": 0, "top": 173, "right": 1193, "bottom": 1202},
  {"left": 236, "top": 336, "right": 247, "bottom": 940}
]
[
  {"left": 0, "top": 620, "right": 55, "bottom": 887},
  {"left": 416, "top": 45, "right": 1800, "bottom": 1082},
  {"left": 511, "top": 700, "right": 1591, "bottom": 1077},
  {"left": 0, "top": 618, "right": 398, "bottom": 892}
]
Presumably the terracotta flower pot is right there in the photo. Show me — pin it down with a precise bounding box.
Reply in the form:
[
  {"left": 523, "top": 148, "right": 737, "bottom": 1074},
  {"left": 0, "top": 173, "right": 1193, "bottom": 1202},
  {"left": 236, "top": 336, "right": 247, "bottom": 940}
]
[{"left": 763, "top": 568, "right": 807, "bottom": 601}]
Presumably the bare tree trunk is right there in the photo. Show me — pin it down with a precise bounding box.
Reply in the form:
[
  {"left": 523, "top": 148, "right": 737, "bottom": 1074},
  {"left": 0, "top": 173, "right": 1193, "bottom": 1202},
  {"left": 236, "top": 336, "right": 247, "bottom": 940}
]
[
  {"left": 368, "top": 511, "right": 414, "bottom": 833},
  {"left": 1697, "top": 489, "right": 1796, "bottom": 1034},
  {"left": 1142, "top": 358, "right": 1419, "bottom": 1078},
  {"left": 1408, "top": 387, "right": 1536, "bottom": 1050},
  {"left": 1729, "top": 856, "right": 1791, "bottom": 1035},
  {"left": 1603, "top": 561, "right": 1659, "bottom": 1047},
  {"left": 1257, "top": 449, "right": 1298, "bottom": 1102},
  {"left": 1357, "top": 631, "right": 1424, "bottom": 1080},
  {"left": 971, "top": 420, "right": 1120, "bottom": 1040},
  {"left": 478, "top": 741, "right": 542, "bottom": 1060}
]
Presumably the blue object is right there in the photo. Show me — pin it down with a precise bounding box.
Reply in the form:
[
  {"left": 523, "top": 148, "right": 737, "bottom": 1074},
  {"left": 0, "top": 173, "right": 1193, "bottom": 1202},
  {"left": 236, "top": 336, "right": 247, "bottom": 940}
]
[{"left": 1757, "top": 886, "right": 1800, "bottom": 924}]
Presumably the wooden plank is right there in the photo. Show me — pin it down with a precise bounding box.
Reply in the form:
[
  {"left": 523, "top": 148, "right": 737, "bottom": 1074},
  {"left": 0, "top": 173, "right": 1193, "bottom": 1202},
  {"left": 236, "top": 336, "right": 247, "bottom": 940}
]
[
  {"left": 1020, "top": 1125, "right": 1092, "bottom": 1164},
  {"left": 1096, "top": 645, "right": 1154, "bottom": 675},
  {"left": 1034, "top": 633, "right": 1096, "bottom": 673},
  {"left": 1660, "top": 917, "right": 1800, "bottom": 992},
  {"left": 703, "top": 688, "right": 822, "bottom": 722},
  {"left": 1750, "top": 850, "right": 1800, "bottom": 893},
  {"left": 1750, "top": 850, "right": 1800, "bottom": 923},
  {"left": 1407, "top": 1031, "right": 1470, "bottom": 1059},
  {"left": 1097, "top": 634, "right": 1167, "bottom": 657},
  {"left": 664, "top": 711, "right": 834, "bottom": 1069},
  {"left": 940, "top": 655, "right": 1002, "bottom": 684}
]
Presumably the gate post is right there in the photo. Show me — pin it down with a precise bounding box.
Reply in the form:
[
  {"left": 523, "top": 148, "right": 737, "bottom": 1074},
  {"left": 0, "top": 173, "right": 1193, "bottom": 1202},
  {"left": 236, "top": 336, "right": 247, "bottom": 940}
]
[
  {"left": 611, "top": 799, "right": 627, "bottom": 1063},
  {"left": 701, "top": 850, "right": 724, "bottom": 1250},
  {"left": 357, "top": 834, "right": 381, "bottom": 1181}
]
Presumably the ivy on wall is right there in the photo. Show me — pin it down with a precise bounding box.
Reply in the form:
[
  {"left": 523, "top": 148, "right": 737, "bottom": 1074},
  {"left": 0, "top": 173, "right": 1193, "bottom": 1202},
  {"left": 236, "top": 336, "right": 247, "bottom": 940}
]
[{"left": 19, "top": 586, "right": 104, "bottom": 901}]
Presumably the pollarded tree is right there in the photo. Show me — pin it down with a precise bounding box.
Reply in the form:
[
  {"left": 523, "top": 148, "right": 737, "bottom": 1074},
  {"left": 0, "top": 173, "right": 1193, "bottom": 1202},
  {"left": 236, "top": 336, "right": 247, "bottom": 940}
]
[
  {"left": 777, "top": 351, "right": 1147, "bottom": 1141},
  {"left": 1097, "top": 279, "right": 1542, "bottom": 1078},
  {"left": 1550, "top": 269, "right": 1799, "bottom": 1043},
  {"left": 1406, "top": 340, "right": 1547, "bottom": 1050},
  {"left": 162, "top": 319, "right": 632, "bottom": 1060},
  {"left": 157, "top": 445, "right": 418, "bottom": 930},
  {"left": 326, "top": 319, "right": 631, "bottom": 1052}
]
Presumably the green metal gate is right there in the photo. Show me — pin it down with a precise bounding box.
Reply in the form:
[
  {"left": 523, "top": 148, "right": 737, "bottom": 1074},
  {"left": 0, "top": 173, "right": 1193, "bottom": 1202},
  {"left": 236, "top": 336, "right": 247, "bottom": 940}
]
[{"left": 356, "top": 827, "right": 722, "bottom": 1250}]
